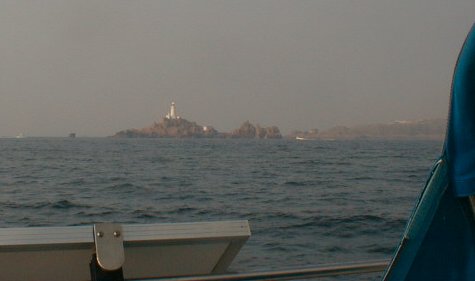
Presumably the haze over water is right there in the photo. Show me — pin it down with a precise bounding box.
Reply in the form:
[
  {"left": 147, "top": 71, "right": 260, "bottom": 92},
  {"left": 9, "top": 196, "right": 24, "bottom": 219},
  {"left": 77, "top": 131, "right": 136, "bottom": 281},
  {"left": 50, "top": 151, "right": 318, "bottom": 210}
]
[{"left": 1, "top": 1, "right": 474, "bottom": 137}]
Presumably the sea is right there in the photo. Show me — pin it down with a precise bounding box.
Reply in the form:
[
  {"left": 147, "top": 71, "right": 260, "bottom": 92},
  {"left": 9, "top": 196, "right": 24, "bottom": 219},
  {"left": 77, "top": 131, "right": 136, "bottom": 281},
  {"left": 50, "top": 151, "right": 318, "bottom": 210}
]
[{"left": 0, "top": 138, "right": 443, "bottom": 280}]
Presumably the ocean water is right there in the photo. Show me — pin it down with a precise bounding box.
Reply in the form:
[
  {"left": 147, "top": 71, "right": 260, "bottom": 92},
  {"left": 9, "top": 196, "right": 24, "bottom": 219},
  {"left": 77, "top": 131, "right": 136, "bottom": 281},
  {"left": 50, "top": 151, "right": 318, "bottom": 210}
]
[{"left": 0, "top": 138, "right": 442, "bottom": 279}]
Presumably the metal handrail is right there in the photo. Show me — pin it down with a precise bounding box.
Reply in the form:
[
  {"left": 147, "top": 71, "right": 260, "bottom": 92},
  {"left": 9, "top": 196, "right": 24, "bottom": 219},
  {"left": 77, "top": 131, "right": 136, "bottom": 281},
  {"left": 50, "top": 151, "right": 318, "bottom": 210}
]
[{"left": 132, "top": 260, "right": 389, "bottom": 281}]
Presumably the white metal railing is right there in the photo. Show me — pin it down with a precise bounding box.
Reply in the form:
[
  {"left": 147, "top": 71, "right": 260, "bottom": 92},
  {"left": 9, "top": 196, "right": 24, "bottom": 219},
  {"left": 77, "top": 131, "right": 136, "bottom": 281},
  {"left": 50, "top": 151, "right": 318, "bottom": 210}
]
[{"left": 132, "top": 260, "right": 389, "bottom": 281}]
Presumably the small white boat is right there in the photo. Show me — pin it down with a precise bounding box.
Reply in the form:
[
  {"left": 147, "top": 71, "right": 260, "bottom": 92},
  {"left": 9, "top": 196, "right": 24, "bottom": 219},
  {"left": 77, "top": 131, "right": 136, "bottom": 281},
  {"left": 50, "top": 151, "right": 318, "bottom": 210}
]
[{"left": 295, "top": 136, "right": 314, "bottom": 141}]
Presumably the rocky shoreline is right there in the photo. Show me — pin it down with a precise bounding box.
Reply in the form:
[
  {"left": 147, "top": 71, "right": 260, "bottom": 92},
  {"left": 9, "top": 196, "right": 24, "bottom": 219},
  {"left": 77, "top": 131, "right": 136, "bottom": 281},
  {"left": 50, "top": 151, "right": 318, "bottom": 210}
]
[
  {"left": 288, "top": 119, "right": 445, "bottom": 140},
  {"left": 113, "top": 118, "right": 445, "bottom": 140},
  {"left": 112, "top": 118, "right": 282, "bottom": 139}
]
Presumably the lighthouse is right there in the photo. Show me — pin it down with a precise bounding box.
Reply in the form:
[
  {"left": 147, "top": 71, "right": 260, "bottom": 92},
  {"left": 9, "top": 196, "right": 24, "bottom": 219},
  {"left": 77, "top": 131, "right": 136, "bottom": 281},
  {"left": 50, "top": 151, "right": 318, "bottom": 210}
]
[{"left": 166, "top": 102, "right": 179, "bottom": 119}]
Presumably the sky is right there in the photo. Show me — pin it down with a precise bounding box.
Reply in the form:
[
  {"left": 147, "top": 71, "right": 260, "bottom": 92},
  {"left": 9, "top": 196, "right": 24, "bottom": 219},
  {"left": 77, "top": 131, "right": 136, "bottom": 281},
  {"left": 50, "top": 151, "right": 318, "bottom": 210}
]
[{"left": 0, "top": 0, "right": 474, "bottom": 137}]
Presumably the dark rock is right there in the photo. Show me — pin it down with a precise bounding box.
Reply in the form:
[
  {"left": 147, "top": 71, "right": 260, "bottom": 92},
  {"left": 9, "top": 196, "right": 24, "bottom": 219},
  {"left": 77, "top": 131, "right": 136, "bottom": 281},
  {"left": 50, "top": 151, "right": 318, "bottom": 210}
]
[{"left": 231, "top": 121, "right": 282, "bottom": 139}]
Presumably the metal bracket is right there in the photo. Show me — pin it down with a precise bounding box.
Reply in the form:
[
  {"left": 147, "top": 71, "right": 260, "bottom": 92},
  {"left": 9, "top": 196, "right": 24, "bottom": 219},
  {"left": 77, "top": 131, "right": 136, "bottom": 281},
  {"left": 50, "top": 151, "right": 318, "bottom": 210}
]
[
  {"left": 90, "top": 223, "right": 125, "bottom": 281},
  {"left": 93, "top": 223, "right": 125, "bottom": 271}
]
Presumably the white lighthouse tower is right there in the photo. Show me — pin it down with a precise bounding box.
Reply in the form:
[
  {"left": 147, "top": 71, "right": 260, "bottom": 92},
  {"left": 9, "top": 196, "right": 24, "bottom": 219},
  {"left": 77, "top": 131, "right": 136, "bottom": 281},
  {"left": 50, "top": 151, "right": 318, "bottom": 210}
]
[
  {"left": 170, "top": 102, "right": 177, "bottom": 119},
  {"left": 166, "top": 102, "right": 179, "bottom": 119}
]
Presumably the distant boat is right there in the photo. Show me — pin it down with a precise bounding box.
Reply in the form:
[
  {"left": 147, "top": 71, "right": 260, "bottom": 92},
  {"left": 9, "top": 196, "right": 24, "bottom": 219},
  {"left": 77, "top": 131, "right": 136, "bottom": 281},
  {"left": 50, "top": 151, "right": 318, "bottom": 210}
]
[
  {"left": 16, "top": 133, "right": 24, "bottom": 139},
  {"left": 296, "top": 136, "right": 315, "bottom": 141},
  {"left": 69, "top": 133, "right": 76, "bottom": 138}
]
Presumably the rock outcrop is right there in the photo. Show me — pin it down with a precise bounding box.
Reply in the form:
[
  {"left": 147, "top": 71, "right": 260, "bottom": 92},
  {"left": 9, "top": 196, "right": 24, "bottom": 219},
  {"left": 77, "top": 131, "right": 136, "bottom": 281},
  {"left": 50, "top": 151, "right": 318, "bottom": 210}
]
[{"left": 231, "top": 121, "right": 282, "bottom": 139}]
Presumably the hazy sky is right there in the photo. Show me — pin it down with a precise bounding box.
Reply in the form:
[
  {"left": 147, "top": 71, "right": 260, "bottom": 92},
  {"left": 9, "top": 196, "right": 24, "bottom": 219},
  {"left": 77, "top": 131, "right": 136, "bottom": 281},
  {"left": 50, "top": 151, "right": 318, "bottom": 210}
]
[{"left": 1, "top": 1, "right": 474, "bottom": 137}]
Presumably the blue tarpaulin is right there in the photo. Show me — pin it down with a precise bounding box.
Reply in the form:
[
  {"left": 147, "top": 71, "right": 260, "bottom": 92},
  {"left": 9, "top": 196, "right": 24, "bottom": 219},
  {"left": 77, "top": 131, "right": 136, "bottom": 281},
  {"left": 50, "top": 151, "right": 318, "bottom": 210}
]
[{"left": 383, "top": 23, "right": 475, "bottom": 281}]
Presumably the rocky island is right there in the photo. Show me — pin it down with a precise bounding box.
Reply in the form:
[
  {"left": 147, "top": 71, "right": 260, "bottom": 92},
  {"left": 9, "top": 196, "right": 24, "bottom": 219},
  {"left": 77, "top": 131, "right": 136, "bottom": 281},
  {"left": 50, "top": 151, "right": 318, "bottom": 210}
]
[
  {"left": 113, "top": 118, "right": 219, "bottom": 138},
  {"left": 112, "top": 102, "right": 282, "bottom": 139}
]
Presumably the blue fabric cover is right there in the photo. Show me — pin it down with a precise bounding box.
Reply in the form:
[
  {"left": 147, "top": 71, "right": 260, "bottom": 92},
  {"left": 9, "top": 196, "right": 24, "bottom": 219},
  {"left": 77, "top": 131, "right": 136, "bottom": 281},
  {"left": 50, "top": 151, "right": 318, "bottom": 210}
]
[
  {"left": 446, "top": 23, "right": 475, "bottom": 197},
  {"left": 404, "top": 174, "right": 475, "bottom": 280},
  {"left": 383, "top": 23, "right": 475, "bottom": 281}
]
